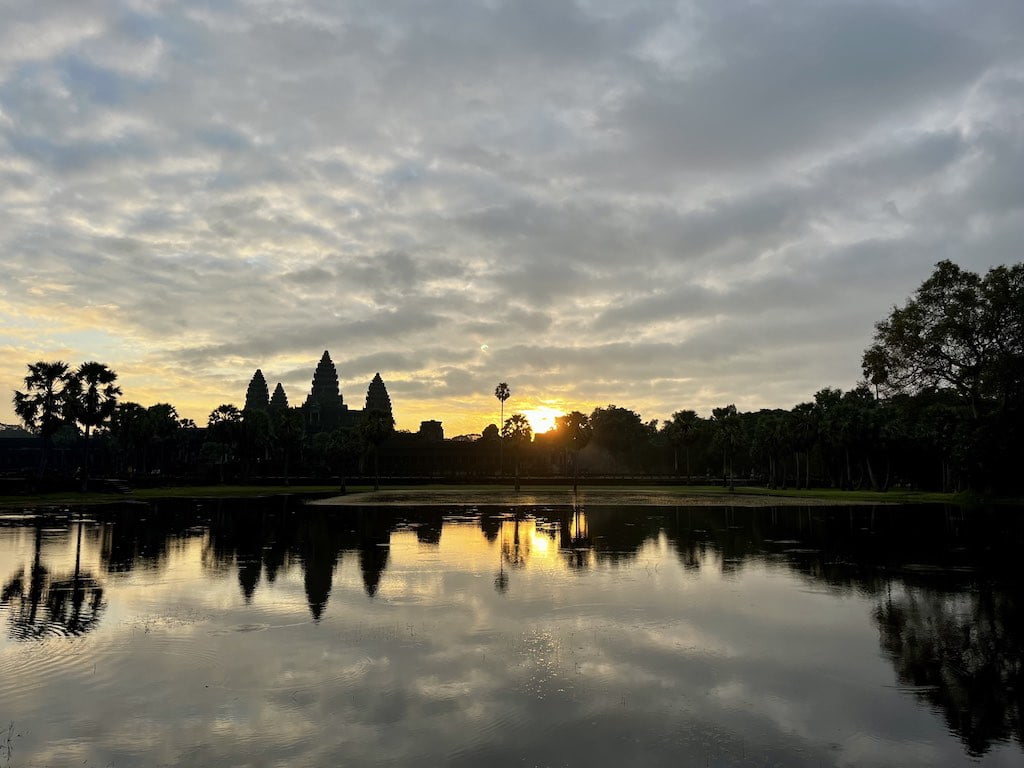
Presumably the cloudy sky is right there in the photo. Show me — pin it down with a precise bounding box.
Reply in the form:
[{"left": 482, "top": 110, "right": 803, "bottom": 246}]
[{"left": 1, "top": 0, "right": 1021, "bottom": 435}]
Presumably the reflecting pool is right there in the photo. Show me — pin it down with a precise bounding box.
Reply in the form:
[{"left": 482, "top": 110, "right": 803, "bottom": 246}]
[{"left": 1, "top": 499, "right": 1021, "bottom": 767}]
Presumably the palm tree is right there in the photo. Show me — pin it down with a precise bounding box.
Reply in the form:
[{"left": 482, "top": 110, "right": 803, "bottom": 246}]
[
  {"left": 68, "top": 362, "right": 121, "bottom": 490},
  {"left": 501, "top": 413, "right": 532, "bottom": 491},
  {"left": 494, "top": 382, "right": 510, "bottom": 476},
  {"left": 12, "top": 361, "right": 75, "bottom": 472}
]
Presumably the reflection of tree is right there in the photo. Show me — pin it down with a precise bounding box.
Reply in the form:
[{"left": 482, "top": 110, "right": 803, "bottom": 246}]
[
  {"left": 559, "top": 505, "right": 592, "bottom": 571},
  {"left": 875, "top": 587, "right": 1023, "bottom": 756},
  {"left": 1, "top": 518, "right": 105, "bottom": 640}
]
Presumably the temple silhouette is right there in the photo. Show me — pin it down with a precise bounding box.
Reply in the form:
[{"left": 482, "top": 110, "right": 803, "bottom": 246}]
[{"left": 244, "top": 350, "right": 395, "bottom": 434}]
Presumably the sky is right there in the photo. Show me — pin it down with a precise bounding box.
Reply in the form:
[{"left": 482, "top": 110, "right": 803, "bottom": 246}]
[{"left": 1, "top": 0, "right": 1022, "bottom": 436}]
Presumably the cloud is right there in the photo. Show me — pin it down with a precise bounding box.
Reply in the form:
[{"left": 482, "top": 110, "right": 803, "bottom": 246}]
[{"left": 1, "top": 0, "right": 1022, "bottom": 433}]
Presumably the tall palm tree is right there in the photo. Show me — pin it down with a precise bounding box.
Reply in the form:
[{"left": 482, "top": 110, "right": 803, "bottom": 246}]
[
  {"left": 12, "top": 361, "right": 74, "bottom": 472},
  {"left": 69, "top": 362, "right": 121, "bottom": 490},
  {"left": 494, "top": 382, "right": 510, "bottom": 476}
]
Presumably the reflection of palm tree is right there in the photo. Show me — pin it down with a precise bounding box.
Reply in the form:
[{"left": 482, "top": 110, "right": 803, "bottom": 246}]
[
  {"left": 45, "top": 519, "right": 105, "bottom": 636},
  {"left": 1, "top": 523, "right": 49, "bottom": 640},
  {"left": 1, "top": 518, "right": 105, "bottom": 639},
  {"left": 494, "top": 519, "right": 509, "bottom": 594},
  {"left": 501, "top": 517, "right": 529, "bottom": 568}
]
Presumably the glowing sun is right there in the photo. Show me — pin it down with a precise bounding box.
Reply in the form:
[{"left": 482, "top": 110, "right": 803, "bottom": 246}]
[{"left": 520, "top": 406, "right": 564, "bottom": 435}]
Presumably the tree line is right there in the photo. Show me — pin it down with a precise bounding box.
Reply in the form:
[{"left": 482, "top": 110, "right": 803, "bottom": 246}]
[{"left": 8, "top": 260, "right": 1022, "bottom": 493}]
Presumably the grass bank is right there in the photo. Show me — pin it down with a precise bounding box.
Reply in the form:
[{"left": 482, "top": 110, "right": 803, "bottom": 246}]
[
  {"left": 0, "top": 484, "right": 363, "bottom": 509},
  {"left": 0, "top": 482, "right": 1001, "bottom": 510}
]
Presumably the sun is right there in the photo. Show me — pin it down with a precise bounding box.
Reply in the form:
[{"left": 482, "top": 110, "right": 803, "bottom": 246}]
[{"left": 520, "top": 406, "right": 564, "bottom": 435}]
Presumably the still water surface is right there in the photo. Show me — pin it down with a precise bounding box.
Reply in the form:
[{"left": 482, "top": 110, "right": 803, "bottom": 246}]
[{"left": 0, "top": 499, "right": 1021, "bottom": 767}]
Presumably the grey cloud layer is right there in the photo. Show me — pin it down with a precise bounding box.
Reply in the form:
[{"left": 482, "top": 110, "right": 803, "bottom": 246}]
[{"left": 1, "top": 0, "right": 1021, "bottom": 423}]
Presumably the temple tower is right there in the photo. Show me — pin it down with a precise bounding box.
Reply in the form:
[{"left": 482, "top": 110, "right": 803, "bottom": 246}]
[
  {"left": 364, "top": 373, "right": 393, "bottom": 418},
  {"left": 270, "top": 383, "right": 289, "bottom": 411},
  {"left": 305, "top": 350, "right": 345, "bottom": 409},
  {"left": 302, "top": 350, "right": 349, "bottom": 433},
  {"left": 244, "top": 369, "right": 270, "bottom": 412}
]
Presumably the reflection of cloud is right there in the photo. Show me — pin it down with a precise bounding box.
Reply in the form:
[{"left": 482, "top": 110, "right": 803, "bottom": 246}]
[{"left": 2, "top": 2, "right": 1024, "bottom": 434}]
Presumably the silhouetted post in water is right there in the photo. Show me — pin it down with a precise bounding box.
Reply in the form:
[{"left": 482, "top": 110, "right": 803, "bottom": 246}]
[
  {"left": 494, "top": 382, "right": 510, "bottom": 477},
  {"left": 501, "top": 414, "right": 531, "bottom": 492}
]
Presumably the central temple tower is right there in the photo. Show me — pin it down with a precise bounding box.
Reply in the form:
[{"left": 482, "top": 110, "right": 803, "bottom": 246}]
[{"left": 302, "top": 350, "right": 350, "bottom": 430}]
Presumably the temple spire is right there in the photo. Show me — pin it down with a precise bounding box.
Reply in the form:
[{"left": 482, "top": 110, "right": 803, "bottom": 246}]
[
  {"left": 305, "top": 350, "right": 344, "bottom": 407},
  {"left": 270, "top": 382, "right": 289, "bottom": 411},
  {"left": 244, "top": 369, "right": 270, "bottom": 412},
  {"left": 365, "top": 372, "right": 393, "bottom": 418}
]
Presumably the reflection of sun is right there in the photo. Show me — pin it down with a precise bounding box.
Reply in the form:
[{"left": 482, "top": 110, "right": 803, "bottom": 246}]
[{"left": 520, "top": 406, "right": 564, "bottom": 434}]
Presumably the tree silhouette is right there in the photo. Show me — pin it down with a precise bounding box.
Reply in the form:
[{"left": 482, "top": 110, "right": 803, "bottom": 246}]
[
  {"left": 67, "top": 362, "right": 121, "bottom": 490},
  {"left": 358, "top": 409, "right": 395, "bottom": 491},
  {"left": 271, "top": 408, "right": 303, "bottom": 485},
  {"left": 555, "top": 411, "right": 591, "bottom": 492},
  {"left": 711, "top": 404, "right": 741, "bottom": 488},
  {"left": 206, "top": 404, "right": 242, "bottom": 483},
  {"left": 663, "top": 409, "right": 699, "bottom": 481},
  {"left": 12, "top": 361, "right": 75, "bottom": 472},
  {"left": 494, "top": 382, "right": 510, "bottom": 475},
  {"left": 501, "top": 413, "right": 532, "bottom": 491}
]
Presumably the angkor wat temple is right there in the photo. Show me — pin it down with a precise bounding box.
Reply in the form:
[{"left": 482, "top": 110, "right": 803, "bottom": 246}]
[{"left": 243, "top": 350, "right": 393, "bottom": 434}]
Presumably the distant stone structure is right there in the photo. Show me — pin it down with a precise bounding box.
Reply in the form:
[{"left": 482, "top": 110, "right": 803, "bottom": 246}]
[
  {"left": 244, "top": 350, "right": 404, "bottom": 435},
  {"left": 418, "top": 420, "right": 444, "bottom": 442}
]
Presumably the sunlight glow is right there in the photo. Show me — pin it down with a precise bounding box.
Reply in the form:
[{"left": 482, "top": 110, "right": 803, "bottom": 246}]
[{"left": 520, "top": 406, "right": 564, "bottom": 434}]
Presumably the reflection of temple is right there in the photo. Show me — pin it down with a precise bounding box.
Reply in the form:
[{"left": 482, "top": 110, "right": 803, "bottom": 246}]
[{"left": 244, "top": 350, "right": 395, "bottom": 435}]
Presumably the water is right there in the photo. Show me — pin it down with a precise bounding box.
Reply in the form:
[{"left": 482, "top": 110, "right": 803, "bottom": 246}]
[{"left": 0, "top": 499, "right": 1021, "bottom": 767}]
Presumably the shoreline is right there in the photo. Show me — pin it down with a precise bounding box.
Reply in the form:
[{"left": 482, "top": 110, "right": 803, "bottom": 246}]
[{"left": 0, "top": 483, "right": 985, "bottom": 510}]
